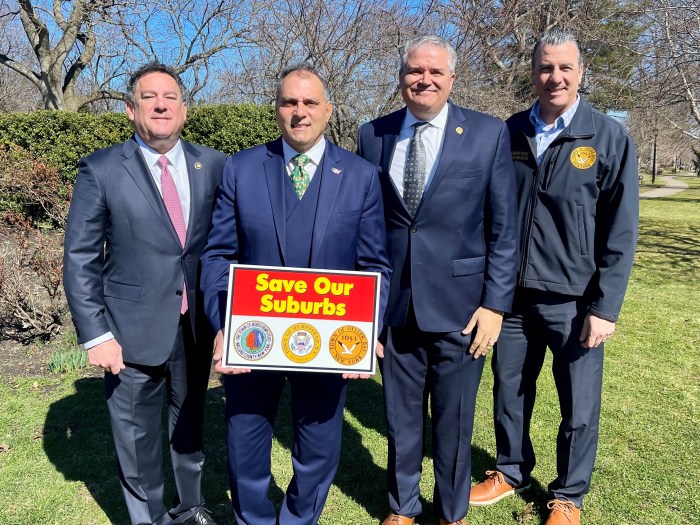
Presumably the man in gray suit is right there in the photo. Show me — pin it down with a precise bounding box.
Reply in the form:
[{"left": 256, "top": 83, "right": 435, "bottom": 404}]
[{"left": 63, "top": 63, "right": 225, "bottom": 525}]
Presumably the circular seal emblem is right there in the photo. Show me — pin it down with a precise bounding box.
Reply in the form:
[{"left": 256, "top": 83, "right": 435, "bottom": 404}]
[
  {"left": 282, "top": 323, "right": 321, "bottom": 364},
  {"left": 329, "top": 325, "right": 369, "bottom": 366},
  {"left": 570, "top": 146, "right": 597, "bottom": 170},
  {"left": 233, "top": 321, "right": 273, "bottom": 361}
]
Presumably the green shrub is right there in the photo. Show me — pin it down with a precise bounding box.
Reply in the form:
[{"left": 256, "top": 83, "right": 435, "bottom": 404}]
[{"left": 0, "top": 104, "right": 278, "bottom": 186}]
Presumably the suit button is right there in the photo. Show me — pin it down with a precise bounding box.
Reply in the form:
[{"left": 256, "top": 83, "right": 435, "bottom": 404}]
[
  {"left": 176, "top": 291, "right": 183, "bottom": 296},
  {"left": 410, "top": 227, "right": 417, "bottom": 233}
]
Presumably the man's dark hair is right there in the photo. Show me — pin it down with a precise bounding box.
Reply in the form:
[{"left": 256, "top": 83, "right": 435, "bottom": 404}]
[
  {"left": 531, "top": 29, "right": 583, "bottom": 69},
  {"left": 125, "top": 62, "right": 188, "bottom": 103},
  {"left": 276, "top": 63, "right": 331, "bottom": 102}
]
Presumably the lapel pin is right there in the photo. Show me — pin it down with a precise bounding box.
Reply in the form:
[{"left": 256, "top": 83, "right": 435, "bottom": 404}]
[
  {"left": 331, "top": 167, "right": 342, "bottom": 174},
  {"left": 455, "top": 127, "right": 463, "bottom": 135},
  {"left": 194, "top": 162, "right": 203, "bottom": 170}
]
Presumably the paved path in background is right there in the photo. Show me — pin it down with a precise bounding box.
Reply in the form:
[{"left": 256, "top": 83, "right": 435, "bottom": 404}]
[{"left": 639, "top": 175, "right": 690, "bottom": 199}]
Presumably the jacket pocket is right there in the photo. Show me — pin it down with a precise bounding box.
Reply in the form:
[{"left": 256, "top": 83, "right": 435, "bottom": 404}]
[
  {"left": 103, "top": 280, "right": 141, "bottom": 302},
  {"left": 452, "top": 256, "right": 486, "bottom": 276},
  {"left": 445, "top": 169, "right": 482, "bottom": 180},
  {"left": 576, "top": 204, "right": 589, "bottom": 256},
  {"left": 336, "top": 209, "right": 363, "bottom": 221}
]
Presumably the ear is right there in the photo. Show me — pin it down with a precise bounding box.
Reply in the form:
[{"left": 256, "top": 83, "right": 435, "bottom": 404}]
[
  {"left": 325, "top": 101, "right": 333, "bottom": 123},
  {"left": 125, "top": 100, "right": 135, "bottom": 122}
]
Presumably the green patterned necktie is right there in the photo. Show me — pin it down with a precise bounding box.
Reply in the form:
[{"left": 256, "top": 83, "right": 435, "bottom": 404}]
[{"left": 291, "top": 154, "right": 311, "bottom": 199}]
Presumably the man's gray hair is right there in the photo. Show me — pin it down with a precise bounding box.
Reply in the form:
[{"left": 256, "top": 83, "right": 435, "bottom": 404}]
[
  {"left": 125, "top": 62, "right": 188, "bottom": 103},
  {"left": 531, "top": 29, "right": 583, "bottom": 68},
  {"left": 400, "top": 35, "right": 457, "bottom": 74},
  {"left": 276, "top": 63, "right": 331, "bottom": 102}
]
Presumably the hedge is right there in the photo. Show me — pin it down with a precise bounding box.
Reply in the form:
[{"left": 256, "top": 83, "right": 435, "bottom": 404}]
[{"left": 0, "top": 104, "right": 279, "bottom": 185}]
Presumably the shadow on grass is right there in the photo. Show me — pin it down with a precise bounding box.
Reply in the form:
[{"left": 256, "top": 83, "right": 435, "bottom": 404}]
[
  {"left": 42, "top": 377, "right": 129, "bottom": 524},
  {"left": 41, "top": 378, "right": 245, "bottom": 525}
]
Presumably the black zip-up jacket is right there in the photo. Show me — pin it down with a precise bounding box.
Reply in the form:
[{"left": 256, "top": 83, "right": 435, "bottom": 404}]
[{"left": 506, "top": 97, "right": 638, "bottom": 322}]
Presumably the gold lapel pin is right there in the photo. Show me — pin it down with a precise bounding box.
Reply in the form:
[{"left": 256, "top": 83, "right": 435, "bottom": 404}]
[
  {"left": 194, "top": 162, "right": 203, "bottom": 170},
  {"left": 456, "top": 127, "right": 463, "bottom": 135}
]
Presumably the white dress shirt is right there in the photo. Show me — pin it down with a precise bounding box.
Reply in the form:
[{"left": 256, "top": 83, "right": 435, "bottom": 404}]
[
  {"left": 388, "top": 103, "right": 449, "bottom": 198},
  {"left": 282, "top": 137, "right": 327, "bottom": 181}
]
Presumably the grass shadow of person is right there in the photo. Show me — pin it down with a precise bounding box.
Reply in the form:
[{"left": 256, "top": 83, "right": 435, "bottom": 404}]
[
  {"left": 42, "top": 377, "right": 129, "bottom": 524},
  {"left": 43, "top": 377, "right": 248, "bottom": 525}
]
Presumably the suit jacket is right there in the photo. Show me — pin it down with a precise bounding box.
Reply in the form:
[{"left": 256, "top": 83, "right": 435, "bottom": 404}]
[
  {"left": 357, "top": 103, "right": 518, "bottom": 333},
  {"left": 201, "top": 137, "right": 391, "bottom": 334},
  {"left": 63, "top": 136, "right": 226, "bottom": 365}
]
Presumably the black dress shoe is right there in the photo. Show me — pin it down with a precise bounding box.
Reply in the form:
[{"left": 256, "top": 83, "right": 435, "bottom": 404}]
[{"left": 183, "top": 507, "right": 218, "bottom": 525}]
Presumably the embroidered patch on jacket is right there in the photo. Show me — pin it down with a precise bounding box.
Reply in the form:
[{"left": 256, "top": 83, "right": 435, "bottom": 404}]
[
  {"left": 512, "top": 151, "right": 529, "bottom": 161},
  {"left": 570, "top": 146, "right": 597, "bottom": 169}
]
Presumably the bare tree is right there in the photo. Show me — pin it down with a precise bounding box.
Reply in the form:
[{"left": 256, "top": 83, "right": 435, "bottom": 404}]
[
  {"left": 639, "top": 0, "right": 700, "bottom": 139},
  {"left": 213, "top": 0, "right": 427, "bottom": 149},
  {"left": 0, "top": 0, "right": 253, "bottom": 111}
]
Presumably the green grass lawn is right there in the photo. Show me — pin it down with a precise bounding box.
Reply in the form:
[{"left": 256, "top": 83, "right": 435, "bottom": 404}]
[{"left": 1, "top": 175, "right": 698, "bottom": 525}]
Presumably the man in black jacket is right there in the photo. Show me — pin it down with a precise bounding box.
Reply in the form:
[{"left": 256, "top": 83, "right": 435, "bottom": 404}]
[{"left": 469, "top": 30, "right": 638, "bottom": 525}]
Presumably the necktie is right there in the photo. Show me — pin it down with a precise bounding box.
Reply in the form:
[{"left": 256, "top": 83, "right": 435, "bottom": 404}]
[
  {"left": 291, "top": 154, "right": 311, "bottom": 199},
  {"left": 158, "top": 155, "right": 188, "bottom": 314},
  {"left": 403, "top": 121, "right": 429, "bottom": 216}
]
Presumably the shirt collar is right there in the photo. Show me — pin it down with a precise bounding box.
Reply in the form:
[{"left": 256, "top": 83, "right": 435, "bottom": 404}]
[
  {"left": 402, "top": 102, "right": 449, "bottom": 132},
  {"left": 529, "top": 95, "right": 580, "bottom": 132},
  {"left": 134, "top": 134, "right": 184, "bottom": 169},
  {"left": 282, "top": 137, "right": 326, "bottom": 167}
]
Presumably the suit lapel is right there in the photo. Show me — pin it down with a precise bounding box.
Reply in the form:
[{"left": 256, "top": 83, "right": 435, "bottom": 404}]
[
  {"left": 381, "top": 109, "right": 412, "bottom": 219},
  {"left": 311, "top": 141, "right": 343, "bottom": 266},
  {"left": 420, "top": 103, "right": 469, "bottom": 207},
  {"left": 121, "top": 137, "right": 180, "bottom": 245},
  {"left": 182, "top": 140, "right": 204, "bottom": 248},
  {"left": 263, "top": 139, "right": 288, "bottom": 265}
]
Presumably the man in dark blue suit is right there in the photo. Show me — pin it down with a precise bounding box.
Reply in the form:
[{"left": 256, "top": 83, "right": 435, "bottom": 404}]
[
  {"left": 357, "top": 35, "right": 518, "bottom": 525},
  {"left": 200, "top": 64, "right": 391, "bottom": 525},
  {"left": 64, "top": 63, "right": 224, "bottom": 525}
]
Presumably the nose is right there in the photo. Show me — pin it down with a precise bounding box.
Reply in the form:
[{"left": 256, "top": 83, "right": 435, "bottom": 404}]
[
  {"left": 550, "top": 67, "right": 563, "bottom": 84},
  {"left": 415, "top": 70, "right": 432, "bottom": 86}
]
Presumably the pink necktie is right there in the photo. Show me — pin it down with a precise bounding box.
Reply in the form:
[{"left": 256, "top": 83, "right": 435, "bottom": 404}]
[{"left": 158, "top": 155, "right": 188, "bottom": 314}]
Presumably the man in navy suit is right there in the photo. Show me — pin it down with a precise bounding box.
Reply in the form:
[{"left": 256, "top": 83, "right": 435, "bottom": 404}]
[
  {"left": 357, "top": 35, "right": 518, "bottom": 525},
  {"left": 63, "top": 63, "right": 225, "bottom": 525},
  {"left": 200, "top": 64, "right": 391, "bottom": 525}
]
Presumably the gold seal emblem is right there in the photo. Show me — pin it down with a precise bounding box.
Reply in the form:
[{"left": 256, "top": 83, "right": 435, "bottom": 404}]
[
  {"left": 456, "top": 127, "right": 463, "bottom": 134},
  {"left": 329, "top": 325, "right": 368, "bottom": 366},
  {"left": 570, "top": 147, "right": 597, "bottom": 169},
  {"left": 282, "top": 323, "right": 321, "bottom": 364}
]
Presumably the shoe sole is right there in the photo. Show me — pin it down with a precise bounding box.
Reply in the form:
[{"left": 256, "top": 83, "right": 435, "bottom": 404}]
[{"left": 469, "top": 484, "right": 531, "bottom": 507}]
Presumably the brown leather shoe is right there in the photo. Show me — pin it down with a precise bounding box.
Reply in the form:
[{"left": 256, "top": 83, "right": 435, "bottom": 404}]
[
  {"left": 545, "top": 500, "right": 580, "bottom": 525},
  {"left": 469, "top": 470, "right": 528, "bottom": 506},
  {"left": 381, "top": 514, "right": 415, "bottom": 525},
  {"left": 438, "top": 519, "right": 466, "bottom": 525}
]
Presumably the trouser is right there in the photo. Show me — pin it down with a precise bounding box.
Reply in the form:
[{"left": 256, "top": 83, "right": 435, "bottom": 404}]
[
  {"left": 493, "top": 289, "right": 604, "bottom": 507},
  {"left": 382, "top": 308, "right": 484, "bottom": 522},
  {"left": 105, "top": 314, "right": 210, "bottom": 525},
  {"left": 223, "top": 370, "right": 347, "bottom": 525}
]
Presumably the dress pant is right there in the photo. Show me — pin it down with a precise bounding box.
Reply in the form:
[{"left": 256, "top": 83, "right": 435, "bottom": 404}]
[
  {"left": 105, "top": 314, "right": 211, "bottom": 525},
  {"left": 223, "top": 370, "right": 347, "bottom": 525},
  {"left": 381, "top": 308, "right": 484, "bottom": 522},
  {"left": 492, "top": 289, "right": 604, "bottom": 507}
]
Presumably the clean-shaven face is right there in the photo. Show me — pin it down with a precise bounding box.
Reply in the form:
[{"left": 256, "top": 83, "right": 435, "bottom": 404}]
[
  {"left": 532, "top": 41, "right": 583, "bottom": 124},
  {"left": 400, "top": 45, "right": 455, "bottom": 121}
]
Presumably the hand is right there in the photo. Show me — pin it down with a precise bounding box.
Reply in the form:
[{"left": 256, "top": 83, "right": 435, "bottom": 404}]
[
  {"left": 87, "top": 338, "right": 125, "bottom": 375},
  {"left": 342, "top": 340, "right": 383, "bottom": 379},
  {"left": 462, "top": 307, "right": 504, "bottom": 358},
  {"left": 212, "top": 330, "right": 251, "bottom": 375},
  {"left": 579, "top": 314, "right": 616, "bottom": 349}
]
